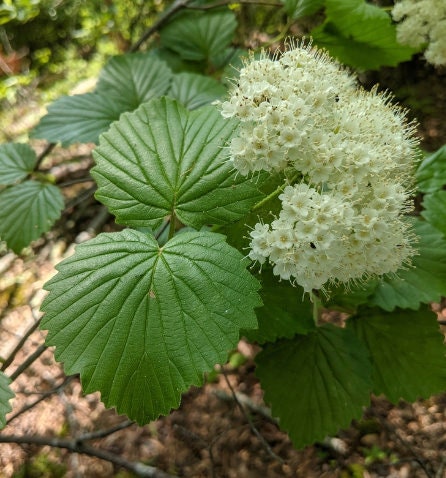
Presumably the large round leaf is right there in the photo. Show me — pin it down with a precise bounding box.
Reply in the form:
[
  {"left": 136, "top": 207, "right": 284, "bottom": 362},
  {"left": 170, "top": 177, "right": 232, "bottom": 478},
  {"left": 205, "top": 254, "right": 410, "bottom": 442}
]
[
  {"left": 31, "top": 92, "right": 129, "bottom": 146},
  {"left": 416, "top": 145, "right": 446, "bottom": 193},
  {"left": 92, "top": 97, "right": 263, "bottom": 229},
  {"left": 369, "top": 219, "right": 446, "bottom": 310},
  {"left": 0, "top": 143, "right": 36, "bottom": 185},
  {"left": 32, "top": 53, "right": 173, "bottom": 146},
  {"left": 160, "top": 10, "right": 237, "bottom": 62},
  {"left": 348, "top": 307, "right": 446, "bottom": 403},
  {"left": 40, "top": 230, "right": 261, "bottom": 423},
  {"left": 0, "top": 180, "right": 64, "bottom": 253},
  {"left": 0, "top": 371, "right": 14, "bottom": 429},
  {"left": 243, "top": 268, "right": 315, "bottom": 344},
  {"left": 168, "top": 72, "right": 226, "bottom": 110},
  {"left": 422, "top": 190, "right": 446, "bottom": 237},
  {"left": 96, "top": 52, "right": 173, "bottom": 109},
  {"left": 311, "top": 0, "right": 418, "bottom": 69},
  {"left": 256, "top": 324, "right": 372, "bottom": 448}
]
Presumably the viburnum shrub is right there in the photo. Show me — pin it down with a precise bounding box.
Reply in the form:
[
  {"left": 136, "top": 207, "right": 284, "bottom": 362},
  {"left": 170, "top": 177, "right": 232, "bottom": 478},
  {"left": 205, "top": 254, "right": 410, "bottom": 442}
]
[{"left": 2, "top": 0, "right": 446, "bottom": 453}]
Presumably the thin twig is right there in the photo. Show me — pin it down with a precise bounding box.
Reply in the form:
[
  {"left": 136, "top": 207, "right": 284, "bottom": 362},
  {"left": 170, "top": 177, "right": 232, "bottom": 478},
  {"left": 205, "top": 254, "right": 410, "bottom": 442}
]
[
  {"left": 9, "top": 343, "right": 47, "bottom": 382},
  {"left": 186, "top": 0, "right": 283, "bottom": 9},
  {"left": 7, "top": 376, "right": 76, "bottom": 425},
  {"left": 58, "top": 177, "right": 94, "bottom": 188},
  {"left": 64, "top": 185, "right": 97, "bottom": 210},
  {"left": 129, "top": 0, "right": 194, "bottom": 52},
  {"left": 35, "top": 143, "right": 56, "bottom": 170},
  {"left": 1, "top": 313, "right": 41, "bottom": 372},
  {"left": 77, "top": 419, "right": 135, "bottom": 442},
  {"left": 0, "top": 435, "right": 176, "bottom": 478},
  {"left": 371, "top": 407, "right": 435, "bottom": 478},
  {"left": 221, "top": 369, "right": 285, "bottom": 464}
]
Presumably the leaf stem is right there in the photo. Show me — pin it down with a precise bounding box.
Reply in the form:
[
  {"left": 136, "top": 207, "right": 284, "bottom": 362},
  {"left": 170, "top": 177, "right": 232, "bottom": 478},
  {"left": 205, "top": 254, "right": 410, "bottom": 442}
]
[
  {"left": 168, "top": 214, "right": 176, "bottom": 240},
  {"left": 310, "top": 290, "right": 322, "bottom": 326},
  {"left": 251, "top": 172, "right": 300, "bottom": 213}
]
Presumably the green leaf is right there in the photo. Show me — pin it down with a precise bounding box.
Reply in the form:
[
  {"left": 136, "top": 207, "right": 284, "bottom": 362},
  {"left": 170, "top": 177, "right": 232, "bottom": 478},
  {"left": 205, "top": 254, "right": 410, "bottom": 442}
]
[
  {"left": 31, "top": 53, "right": 173, "bottom": 146},
  {"left": 323, "top": 279, "right": 380, "bottom": 313},
  {"left": 348, "top": 307, "right": 446, "bottom": 403},
  {"left": 168, "top": 72, "right": 226, "bottom": 110},
  {"left": 0, "top": 143, "right": 36, "bottom": 185},
  {"left": 96, "top": 53, "right": 173, "bottom": 109},
  {"left": 369, "top": 219, "right": 446, "bottom": 311},
  {"left": 243, "top": 268, "right": 315, "bottom": 343},
  {"left": 0, "top": 371, "right": 14, "bottom": 429},
  {"left": 256, "top": 324, "right": 372, "bottom": 448},
  {"left": 422, "top": 191, "right": 446, "bottom": 237},
  {"left": 92, "top": 97, "right": 263, "bottom": 229},
  {"left": 283, "top": 0, "right": 325, "bottom": 19},
  {"left": 31, "top": 93, "right": 129, "bottom": 146},
  {"left": 160, "top": 10, "right": 237, "bottom": 62},
  {"left": 0, "top": 180, "right": 64, "bottom": 253},
  {"left": 40, "top": 229, "right": 260, "bottom": 423},
  {"left": 311, "top": 0, "right": 419, "bottom": 70},
  {"left": 416, "top": 145, "right": 446, "bottom": 193}
]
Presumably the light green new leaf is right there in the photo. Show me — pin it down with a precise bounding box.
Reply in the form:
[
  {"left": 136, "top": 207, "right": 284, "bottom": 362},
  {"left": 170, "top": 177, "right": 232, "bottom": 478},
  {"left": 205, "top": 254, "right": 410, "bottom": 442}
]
[
  {"left": 92, "top": 97, "right": 263, "bottom": 229},
  {"left": 283, "top": 0, "right": 325, "bottom": 19},
  {"left": 348, "top": 308, "right": 446, "bottom": 403},
  {"left": 160, "top": 10, "right": 237, "bottom": 62},
  {"left": 422, "top": 191, "right": 446, "bottom": 237},
  {"left": 40, "top": 229, "right": 260, "bottom": 423},
  {"left": 311, "top": 0, "right": 419, "bottom": 69},
  {"left": 31, "top": 93, "right": 130, "bottom": 146},
  {"left": 256, "top": 324, "right": 372, "bottom": 448},
  {"left": 416, "top": 145, "right": 446, "bottom": 193},
  {"left": 0, "top": 180, "right": 64, "bottom": 253},
  {"left": 0, "top": 371, "right": 14, "bottom": 429},
  {"left": 96, "top": 53, "right": 173, "bottom": 109},
  {"left": 0, "top": 143, "right": 36, "bottom": 185},
  {"left": 369, "top": 219, "right": 446, "bottom": 311},
  {"left": 32, "top": 53, "right": 173, "bottom": 145},
  {"left": 168, "top": 72, "right": 226, "bottom": 110},
  {"left": 243, "top": 268, "right": 315, "bottom": 344}
]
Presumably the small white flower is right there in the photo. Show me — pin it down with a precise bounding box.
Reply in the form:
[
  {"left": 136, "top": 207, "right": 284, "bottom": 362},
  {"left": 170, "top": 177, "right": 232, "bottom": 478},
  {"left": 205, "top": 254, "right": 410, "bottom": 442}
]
[
  {"left": 392, "top": 0, "right": 446, "bottom": 66},
  {"left": 218, "top": 41, "right": 419, "bottom": 293}
]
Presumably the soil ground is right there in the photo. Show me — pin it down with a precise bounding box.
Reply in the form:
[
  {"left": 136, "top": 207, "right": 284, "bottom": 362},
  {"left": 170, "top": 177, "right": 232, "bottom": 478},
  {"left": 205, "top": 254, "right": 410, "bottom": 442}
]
[{"left": 0, "top": 54, "right": 446, "bottom": 478}]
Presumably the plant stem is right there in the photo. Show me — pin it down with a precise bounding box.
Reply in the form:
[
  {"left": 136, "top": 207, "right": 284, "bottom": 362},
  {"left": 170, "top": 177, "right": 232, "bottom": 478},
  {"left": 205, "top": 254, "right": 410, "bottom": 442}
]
[
  {"left": 310, "top": 290, "right": 322, "bottom": 326},
  {"left": 251, "top": 172, "right": 300, "bottom": 213},
  {"left": 168, "top": 214, "right": 176, "bottom": 240}
]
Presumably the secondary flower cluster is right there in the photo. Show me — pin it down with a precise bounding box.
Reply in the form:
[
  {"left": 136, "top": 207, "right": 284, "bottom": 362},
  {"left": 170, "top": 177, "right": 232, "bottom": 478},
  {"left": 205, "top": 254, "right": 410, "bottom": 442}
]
[
  {"left": 392, "top": 0, "right": 446, "bottom": 66},
  {"left": 219, "top": 42, "right": 419, "bottom": 293}
]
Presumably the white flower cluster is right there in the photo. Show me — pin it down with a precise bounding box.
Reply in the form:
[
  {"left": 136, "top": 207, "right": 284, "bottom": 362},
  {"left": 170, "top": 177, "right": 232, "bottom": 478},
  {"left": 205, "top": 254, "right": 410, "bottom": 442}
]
[
  {"left": 219, "top": 42, "right": 419, "bottom": 293},
  {"left": 392, "top": 0, "right": 446, "bottom": 66}
]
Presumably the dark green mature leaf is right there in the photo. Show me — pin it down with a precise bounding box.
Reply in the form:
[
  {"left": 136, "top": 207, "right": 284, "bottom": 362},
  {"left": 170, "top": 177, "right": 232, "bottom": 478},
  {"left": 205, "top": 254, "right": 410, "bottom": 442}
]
[
  {"left": 422, "top": 191, "right": 446, "bottom": 237},
  {"left": 92, "top": 97, "right": 263, "bottom": 229},
  {"left": 311, "top": 0, "right": 419, "bottom": 69},
  {"left": 369, "top": 219, "right": 446, "bottom": 311},
  {"left": 416, "top": 145, "right": 446, "bottom": 193},
  {"left": 0, "top": 143, "right": 36, "bottom": 185},
  {"left": 41, "top": 229, "right": 260, "bottom": 423},
  {"left": 32, "top": 53, "right": 173, "bottom": 145},
  {"left": 160, "top": 10, "right": 237, "bottom": 62},
  {"left": 168, "top": 72, "right": 226, "bottom": 110},
  {"left": 0, "top": 371, "right": 13, "bottom": 429},
  {"left": 31, "top": 93, "right": 129, "bottom": 146},
  {"left": 349, "top": 307, "right": 446, "bottom": 403},
  {"left": 256, "top": 324, "right": 372, "bottom": 448},
  {"left": 283, "top": 0, "right": 325, "bottom": 19},
  {"left": 96, "top": 53, "right": 173, "bottom": 109},
  {"left": 0, "top": 180, "right": 64, "bottom": 253},
  {"left": 243, "top": 268, "right": 315, "bottom": 343}
]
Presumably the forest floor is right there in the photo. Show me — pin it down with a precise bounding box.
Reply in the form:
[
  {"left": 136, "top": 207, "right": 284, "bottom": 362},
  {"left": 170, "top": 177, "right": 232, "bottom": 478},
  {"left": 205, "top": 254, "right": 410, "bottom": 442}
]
[{"left": 0, "top": 55, "right": 446, "bottom": 478}]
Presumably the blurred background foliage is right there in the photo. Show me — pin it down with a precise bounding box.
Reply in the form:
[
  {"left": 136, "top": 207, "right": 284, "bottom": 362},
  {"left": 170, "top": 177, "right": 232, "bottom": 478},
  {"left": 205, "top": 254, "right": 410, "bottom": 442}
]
[{"left": 0, "top": 0, "right": 165, "bottom": 103}]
